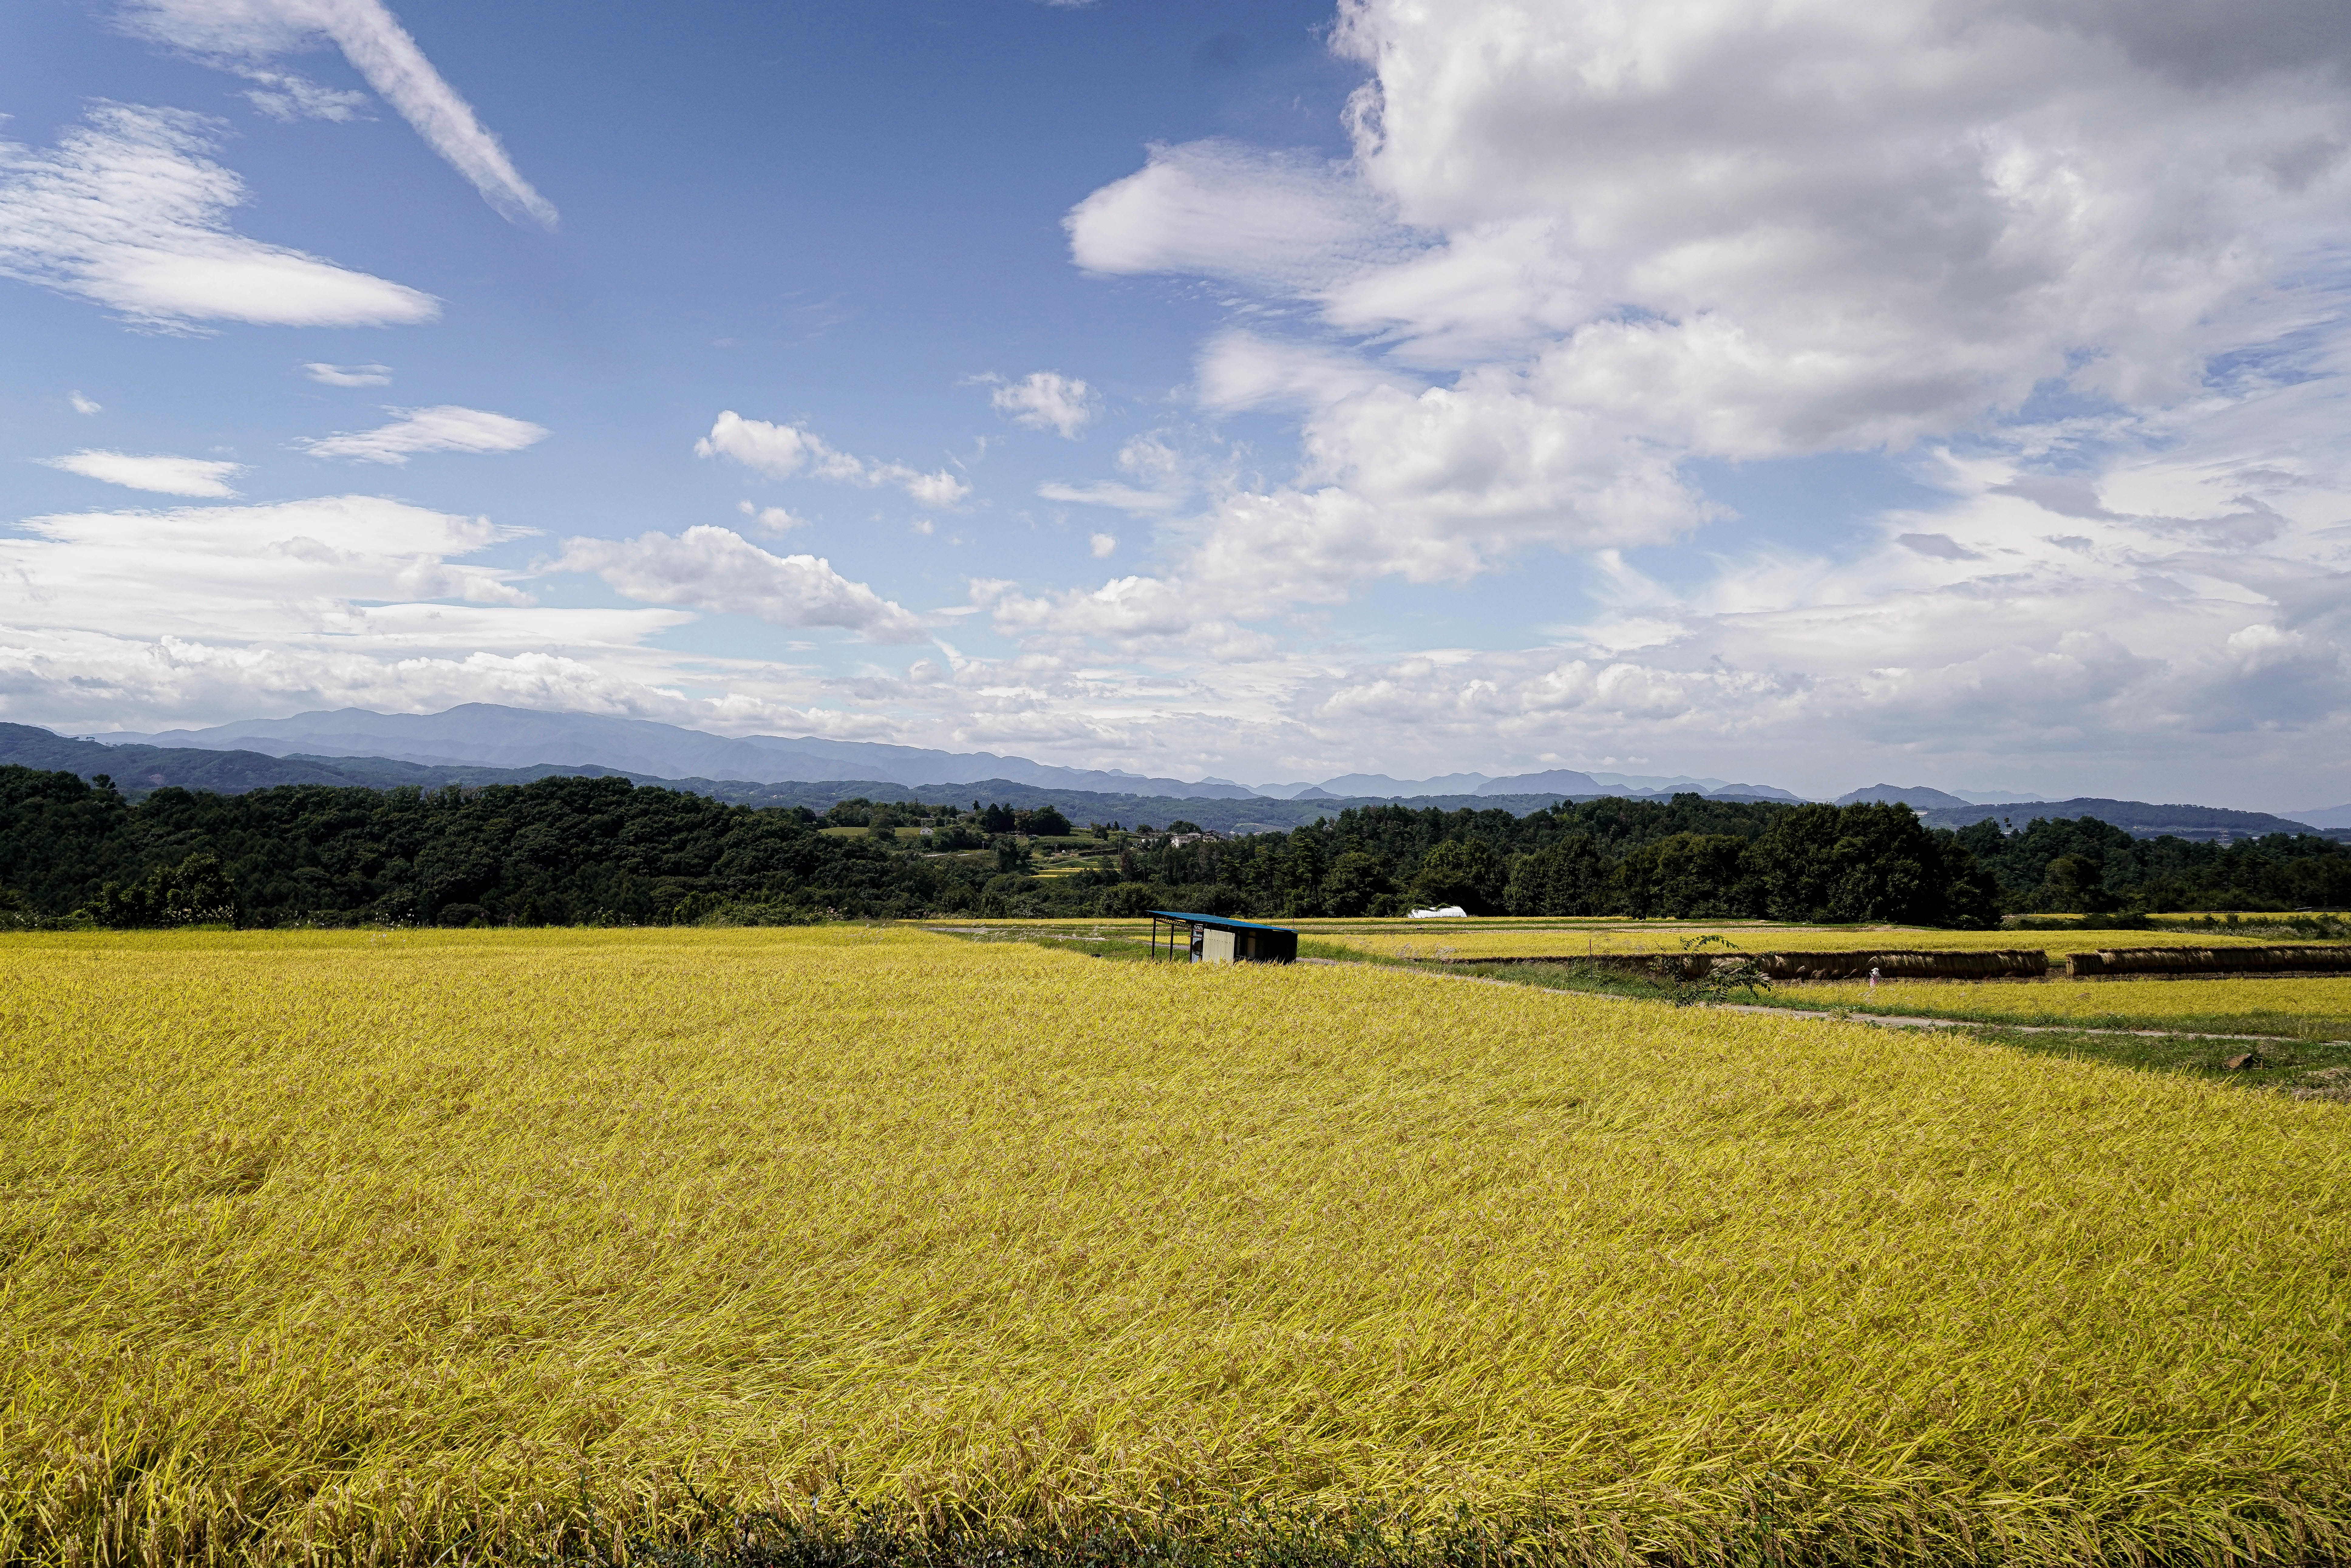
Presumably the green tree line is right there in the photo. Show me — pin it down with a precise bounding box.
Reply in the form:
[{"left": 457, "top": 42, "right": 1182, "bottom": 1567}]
[{"left": 2, "top": 764, "right": 2345, "bottom": 928}]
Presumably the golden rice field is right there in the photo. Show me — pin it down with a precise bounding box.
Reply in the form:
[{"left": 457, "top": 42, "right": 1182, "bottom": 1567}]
[
  {"left": 1801, "top": 974, "right": 2351, "bottom": 1040},
  {"left": 1323, "top": 924, "right": 2311, "bottom": 960},
  {"left": 5, "top": 927, "right": 2351, "bottom": 1567}
]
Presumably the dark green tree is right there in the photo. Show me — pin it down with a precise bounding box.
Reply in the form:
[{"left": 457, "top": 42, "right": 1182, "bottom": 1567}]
[
  {"left": 1320, "top": 850, "right": 1395, "bottom": 917},
  {"left": 1612, "top": 833, "right": 1760, "bottom": 919},
  {"left": 1750, "top": 802, "right": 1948, "bottom": 923},
  {"left": 1411, "top": 838, "right": 1507, "bottom": 914},
  {"left": 1505, "top": 835, "right": 1607, "bottom": 915},
  {"left": 84, "top": 851, "right": 239, "bottom": 927}
]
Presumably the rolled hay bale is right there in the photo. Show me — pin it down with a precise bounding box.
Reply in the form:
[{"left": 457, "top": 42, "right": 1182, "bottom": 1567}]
[{"left": 2067, "top": 944, "right": 2351, "bottom": 977}]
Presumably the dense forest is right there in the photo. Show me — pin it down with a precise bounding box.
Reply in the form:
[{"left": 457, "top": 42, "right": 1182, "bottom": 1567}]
[{"left": 2, "top": 764, "right": 2346, "bottom": 929}]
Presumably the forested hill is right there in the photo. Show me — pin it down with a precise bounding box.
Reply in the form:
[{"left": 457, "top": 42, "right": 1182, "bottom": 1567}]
[{"left": 5, "top": 764, "right": 2348, "bottom": 927}]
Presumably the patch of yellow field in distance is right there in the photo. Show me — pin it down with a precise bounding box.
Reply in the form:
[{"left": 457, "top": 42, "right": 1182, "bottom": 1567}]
[
  {"left": 1333, "top": 925, "right": 2313, "bottom": 959},
  {"left": 3, "top": 928, "right": 2350, "bottom": 1565},
  {"left": 1801, "top": 974, "right": 2351, "bottom": 1037}
]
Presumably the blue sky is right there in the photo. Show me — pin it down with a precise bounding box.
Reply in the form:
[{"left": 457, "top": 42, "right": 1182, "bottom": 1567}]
[{"left": 5, "top": 0, "right": 2351, "bottom": 806}]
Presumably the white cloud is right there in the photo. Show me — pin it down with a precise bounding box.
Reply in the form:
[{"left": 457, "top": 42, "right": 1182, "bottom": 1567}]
[
  {"left": 1037, "top": 481, "right": 1180, "bottom": 514},
  {"left": 1195, "top": 330, "right": 1415, "bottom": 413},
  {"left": 1066, "top": 139, "right": 1412, "bottom": 294},
  {"left": 235, "top": 67, "right": 368, "bottom": 121},
  {"left": 1038, "top": 433, "right": 1211, "bottom": 516},
  {"left": 987, "top": 370, "right": 1096, "bottom": 437},
  {"left": 298, "top": 405, "right": 548, "bottom": 463},
  {"left": 555, "top": 527, "right": 927, "bottom": 643},
  {"left": 1053, "top": 1, "right": 2351, "bottom": 609},
  {"left": 0, "top": 496, "right": 552, "bottom": 652},
  {"left": 737, "top": 500, "right": 808, "bottom": 533},
  {"left": 0, "top": 498, "right": 925, "bottom": 739},
  {"left": 304, "top": 361, "right": 391, "bottom": 386},
  {"left": 694, "top": 411, "right": 971, "bottom": 506},
  {"left": 900, "top": 469, "right": 971, "bottom": 508},
  {"left": 120, "top": 0, "right": 557, "bottom": 226},
  {"left": 39, "top": 450, "right": 244, "bottom": 497},
  {"left": 0, "top": 105, "right": 440, "bottom": 328},
  {"left": 67, "top": 392, "right": 101, "bottom": 415},
  {"left": 1088, "top": 532, "right": 1117, "bottom": 558},
  {"left": 990, "top": 0, "right": 2351, "bottom": 804}
]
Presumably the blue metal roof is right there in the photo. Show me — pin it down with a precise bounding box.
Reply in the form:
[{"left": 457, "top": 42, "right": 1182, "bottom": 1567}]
[{"left": 1147, "top": 910, "right": 1297, "bottom": 933}]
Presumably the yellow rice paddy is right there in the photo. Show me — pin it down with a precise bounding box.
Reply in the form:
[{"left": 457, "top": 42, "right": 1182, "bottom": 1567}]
[
  {"left": 1802, "top": 974, "right": 2351, "bottom": 1039},
  {"left": 4, "top": 927, "right": 2350, "bottom": 1566},
  {"left": 1325, "top": 925, "right": 2310, "bottom": 960}
]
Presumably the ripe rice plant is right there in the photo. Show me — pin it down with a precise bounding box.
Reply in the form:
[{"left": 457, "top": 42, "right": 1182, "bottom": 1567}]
[
  {"left": 1329, "top": 925, "right": 2308, "bottom": 960},
  {"left": 4, "top": 927, "right": 2350, "bottom": 1567},
  {"left": 1802, "top": 973, "right": 2351, "bottom": 1040}
]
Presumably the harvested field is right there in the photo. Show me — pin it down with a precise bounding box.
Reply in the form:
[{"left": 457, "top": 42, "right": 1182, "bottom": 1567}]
[{"left": 4, "top": 928, "right": 2351, "bottom": 1567}]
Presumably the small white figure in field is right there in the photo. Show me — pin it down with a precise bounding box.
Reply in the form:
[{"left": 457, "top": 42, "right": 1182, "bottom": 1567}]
[{"left": 1869, "top": 965, "right": 1881, "bottom": 991}]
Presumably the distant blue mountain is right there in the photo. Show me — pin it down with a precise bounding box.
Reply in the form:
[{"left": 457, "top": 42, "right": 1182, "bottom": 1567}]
[
  {"left": 98, "top": 702, "right": 1830, "bottom": 805},
  {"left": 108, "top": 704, "right": 1263, "bottom": 799},
  {"left": 1837, "top": 783, "right": 1973, "bottom": 809}
]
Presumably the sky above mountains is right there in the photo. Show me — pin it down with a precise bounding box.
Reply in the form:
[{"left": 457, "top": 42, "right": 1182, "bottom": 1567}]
[{"left": 5, "top": 0, "right": 2350, "bottom": 810}]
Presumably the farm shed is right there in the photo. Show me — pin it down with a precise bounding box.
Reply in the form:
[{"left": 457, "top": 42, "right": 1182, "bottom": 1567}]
[{"left": 1146, "top": 910, "right": 1299, "bottom": 965}]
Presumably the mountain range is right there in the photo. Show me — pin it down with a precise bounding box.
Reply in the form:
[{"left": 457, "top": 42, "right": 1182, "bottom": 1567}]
[
  {"left": 2, "top": 705, "right": 2336, "bottom": 838},
  {"left": 102, "top": 705, "right": 1818, "bottom": 804}
]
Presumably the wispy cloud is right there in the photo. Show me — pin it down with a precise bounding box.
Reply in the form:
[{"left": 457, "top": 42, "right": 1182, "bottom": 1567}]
[
  {"left": 2, "top": 495, "right": 549, "bottom": 648},
  {"left": 556, "top": 526, "right": 928, "bottom": 642},
  {"left": 298, "top": 405, "right": 547, "bottom": 463},
  {"left": 39, "top": 449, "right": 244, "bottom": 496},
  {"left": 0, "top": 105, "right": 440, "bottom": 328},
  {"left": 1036, "top": 480, "right": 1180, "bottom": 514},
  {"left": 120, "top": 0, "right": 557, "bottom": 226},
  {"left": 234, "top": 66, "right": 367, "bottom": 121},
  {"left": 303, "top": 362, "right": 391, "bottom": 387},
  {"left": 695, "top": 411, "right": 971, "bottom": 506},
  {"left": 67, "top": 391, "right": 101, "bottom": 415}
]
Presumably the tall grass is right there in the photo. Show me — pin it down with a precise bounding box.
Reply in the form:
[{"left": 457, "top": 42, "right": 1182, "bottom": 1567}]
[{"left": 4, "top": 928, "right": 2350, "bottom": 1566}]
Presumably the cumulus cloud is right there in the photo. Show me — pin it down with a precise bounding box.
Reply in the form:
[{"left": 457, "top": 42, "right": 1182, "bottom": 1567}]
[
  {"left": 987, "top": 0, "right": 2351, "bottom": 804},
  {"left": 0, "top": 105, "right": 441, "bottom": 328},
  {"left": 1049, "top": 0, "right": 2351, "bottom": 615},
  {"left": 304, "top": 361, "right": 390, "bottom": 386},
  {"left": 119, "top": 0, "right": 557, "bottom": 226},
  {"left": 297, "top": 405, "right": 547, "bottom": 463},
  {"left": 694, "top": 411, "right": 971, "bottom": 506},
  {"left": 556, "top": 526, "right": 927, "bottom": 643},
  {"left": 1088, "top": 532, "right": 1117, "bottom": 558},
  {"left": 986, "top": 370, "right": 1096, "bottom": 437},
  {"left": 39, "top": 450, "right": 244, "bottom": 497}
]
